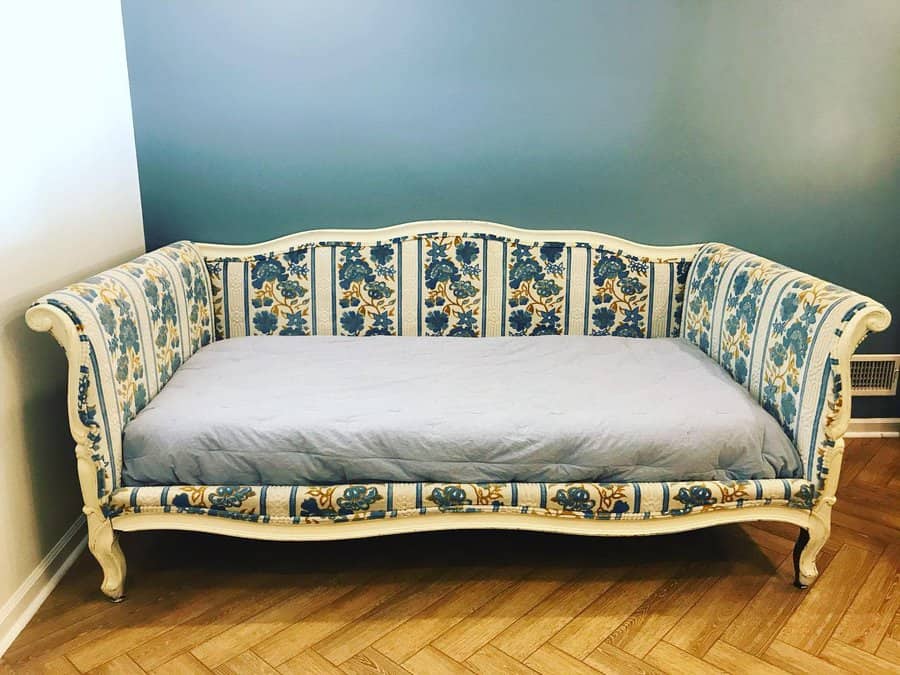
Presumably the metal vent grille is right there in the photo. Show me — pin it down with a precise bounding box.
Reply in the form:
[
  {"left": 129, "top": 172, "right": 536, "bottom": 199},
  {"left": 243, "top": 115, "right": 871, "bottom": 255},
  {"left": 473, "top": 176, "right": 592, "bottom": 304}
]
[{"left": 850, "top": 355, "right": 900, "bottom": 396}]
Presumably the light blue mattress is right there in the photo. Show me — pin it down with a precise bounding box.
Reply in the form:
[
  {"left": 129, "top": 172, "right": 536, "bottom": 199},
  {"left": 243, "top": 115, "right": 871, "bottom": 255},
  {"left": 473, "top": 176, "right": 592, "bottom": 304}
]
[{"left": 122, "top": 336, "right": 802, "bottom": 486}]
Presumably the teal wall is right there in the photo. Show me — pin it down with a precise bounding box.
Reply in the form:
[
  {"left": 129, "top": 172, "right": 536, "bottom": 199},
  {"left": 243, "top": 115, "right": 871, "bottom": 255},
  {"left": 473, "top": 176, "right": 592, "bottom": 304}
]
[{"left": 122, "top": 0, "right": 899, "bottom": 415}]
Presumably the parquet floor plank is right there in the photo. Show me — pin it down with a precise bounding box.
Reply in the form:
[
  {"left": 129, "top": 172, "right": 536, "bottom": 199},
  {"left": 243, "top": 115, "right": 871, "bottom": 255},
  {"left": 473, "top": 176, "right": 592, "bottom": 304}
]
[
  {"left": 832, "top": 543, "right": 900, "bottom": 652},
  {"left": 401, "top": 646, "right": 470, "bottom": 675},
  {"left": 584, "top": 643, "right": 664, "bottom": 674},
  {"left": 703, "top": 640, "right": 790, "bottom": 675},
  {"left": 1, "top": 438, "right": 897, "bottom": 674},
  {"left": 276, "top": 650, "right": 341, "bottom": 675},
  {"left": 372, "top": 566, "right": 527, "bottom": 663},
  {"left": 430, "top": 568, "right": 579, "bottom": 662},
  {"left": 777, "top": 544, "right": 877, "bottom": 654},
  {"left": 549, "top": 566, "right": 670, "bottom": 659},
  {"left": 340, "top": 647, "right": 412, "bottom": 675},
  {"left": 465, "top": 645, "right": 539, "bottom": 674}
]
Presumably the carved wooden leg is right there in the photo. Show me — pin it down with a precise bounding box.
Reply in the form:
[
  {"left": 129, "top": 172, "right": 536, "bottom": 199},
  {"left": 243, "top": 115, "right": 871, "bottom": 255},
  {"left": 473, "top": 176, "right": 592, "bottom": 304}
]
[
  {"left": 85, "top": 508, "right": 126, "bottom": 602},
  {"left": 793, "top": 516, "right": 828, "bottom": 589}
]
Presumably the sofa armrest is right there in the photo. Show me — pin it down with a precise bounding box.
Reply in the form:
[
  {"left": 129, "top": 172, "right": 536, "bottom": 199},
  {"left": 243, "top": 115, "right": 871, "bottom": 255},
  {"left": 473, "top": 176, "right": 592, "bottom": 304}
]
[
  {"left": 26, "top": 242, "right": 213, "bottom": 506},
  {"left": 681, "top": 243, "right": 890, "bottom": 495}
]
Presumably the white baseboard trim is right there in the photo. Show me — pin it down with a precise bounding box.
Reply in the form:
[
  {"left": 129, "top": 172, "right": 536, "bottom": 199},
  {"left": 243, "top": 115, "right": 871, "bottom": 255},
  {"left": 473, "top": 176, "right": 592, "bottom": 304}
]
[
  {"left": 845, "top": 417, "right": 900, "bottom": 438},
  {"left": 0, "top": 514, "right": 87, "bottom": 658}
]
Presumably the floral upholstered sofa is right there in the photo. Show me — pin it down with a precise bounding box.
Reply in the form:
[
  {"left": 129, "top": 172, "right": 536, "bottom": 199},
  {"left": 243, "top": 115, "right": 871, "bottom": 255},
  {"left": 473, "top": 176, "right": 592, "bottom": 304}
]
[{"left": 27, "top": 221, "right": 890, "bottom": 600}]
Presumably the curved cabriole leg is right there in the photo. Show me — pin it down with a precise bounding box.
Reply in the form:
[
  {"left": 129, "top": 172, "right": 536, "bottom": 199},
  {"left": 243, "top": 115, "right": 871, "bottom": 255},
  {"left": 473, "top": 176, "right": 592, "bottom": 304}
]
[
  {"left": 793, "top": 515, "right": 828, "bottom": 589},
  {"left": 85, "top": 508, "right": 127, "bottom": 602}
]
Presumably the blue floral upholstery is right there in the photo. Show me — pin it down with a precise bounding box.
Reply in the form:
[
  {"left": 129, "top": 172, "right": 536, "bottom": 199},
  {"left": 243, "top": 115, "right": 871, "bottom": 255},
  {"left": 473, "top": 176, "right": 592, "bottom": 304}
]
[
  {"left": 205, "top": 233, "right": 691, "bottom": 339},
  {"left": 109, "top": 477, "right": 815, "bottom": 523},
  {"left": 682, "top": 243, "right": 880, "bottom": 490},
  {"left": 32, "top": 242, "right": 213, "bottom": 499}
]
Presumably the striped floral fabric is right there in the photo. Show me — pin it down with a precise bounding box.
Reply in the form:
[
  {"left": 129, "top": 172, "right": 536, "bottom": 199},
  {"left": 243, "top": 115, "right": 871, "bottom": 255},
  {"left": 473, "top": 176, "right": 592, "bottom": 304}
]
[
  {"left": 109, "top": 477, "right": 815, "bottom": 524},
  {"left": 32, "top": 242, "right": 213, "bottom": 497},
  {"left": 205, "top": 233, "right": 691, "bottom": 340},
  {"left": 682, "top": 243, "right": 880, "bottom": 488}
]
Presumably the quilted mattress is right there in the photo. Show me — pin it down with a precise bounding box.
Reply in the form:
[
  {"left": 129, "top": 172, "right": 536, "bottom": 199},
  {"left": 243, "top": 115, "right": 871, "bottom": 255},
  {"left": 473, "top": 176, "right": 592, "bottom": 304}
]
[{"left": 122, "top": 335, "right": 802, "bottom": 486}]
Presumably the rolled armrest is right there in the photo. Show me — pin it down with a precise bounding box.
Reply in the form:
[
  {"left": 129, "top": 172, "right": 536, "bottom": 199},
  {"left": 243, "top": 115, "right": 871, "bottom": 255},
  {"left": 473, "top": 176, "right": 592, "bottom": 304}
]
[
  {"left": 682, "top": 243, "right": 890, "bottom": 493},
  {"left": 26, "top": 242, "right": 213, "bottom": 503}
]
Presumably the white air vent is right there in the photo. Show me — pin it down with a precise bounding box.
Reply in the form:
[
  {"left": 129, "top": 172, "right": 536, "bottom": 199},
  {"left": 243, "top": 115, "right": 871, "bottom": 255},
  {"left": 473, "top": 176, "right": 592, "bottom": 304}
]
[{"left": 850, "top": 355, "right": 900, "bottom": 396}]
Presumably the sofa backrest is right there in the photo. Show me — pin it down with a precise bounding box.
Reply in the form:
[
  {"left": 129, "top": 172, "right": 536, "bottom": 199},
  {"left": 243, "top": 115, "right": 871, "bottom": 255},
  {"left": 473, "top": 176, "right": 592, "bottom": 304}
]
[
  {"left": 30, "top": 242, "right": 213, "bottom": 495},
  {"left": 202, "top": 226, "right": 694, "bottom": 340}
]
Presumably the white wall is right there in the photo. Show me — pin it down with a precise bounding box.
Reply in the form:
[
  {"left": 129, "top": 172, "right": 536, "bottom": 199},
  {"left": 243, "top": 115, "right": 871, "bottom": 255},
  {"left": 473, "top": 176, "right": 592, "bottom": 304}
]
[{"left": 0, "top": 0, "right": 144, "bottom": 621}]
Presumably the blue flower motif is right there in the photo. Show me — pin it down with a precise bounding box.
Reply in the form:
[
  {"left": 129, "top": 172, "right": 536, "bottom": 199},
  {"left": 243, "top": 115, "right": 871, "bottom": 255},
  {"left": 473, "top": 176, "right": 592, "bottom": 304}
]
[
  {"left": 539, "top": 242, "right": 564, "bottom": 262},
  {"left": 509, "top": 258, "right": 544, "bottom": 289},
  {"left": 671, "top": 485, "right": 716, "bottom": 515},
  {"left": 425, "top": 309, "right": 449, "bottom": 334},
  {"left": 737, "top": 296, "right": 757, "bottom": 332},
  {"left": 253, "top": 310, "right": 278, "bottom": 334},
  {"left": 509, "top": 309, "right": 533, "bottom": 333},
  {"left": 455, "top": 241, "right": 480, "bottom": 265},
  {"left": 783, "top": 321, "right": 809, "bottom": 367},
  {"left": 365, "top": 280, "right": 393, "bottom": 300},
  {"left": 695, "top": 256, "right": 710, "bottom": 278},
  {"left": 613, "top": 323, "right": 643, "bottom": 338},
  {"left": 208, "top": 486, "right": 254, "bottom": 510},
  {"left": 336, "top": 486, "right": 380, "bottom": 513},
  {"left": 734, "top": 356, "right": 748, "bottom": 384},
  {"left": 733, "top": 271, "right": 749, "bottom": 296},
  {"left": 425, "top": 260, "right": 460, "bottom": 289},
  {"left": 781, "top": 293, "right": 799, "bottom": 321},
  {"left": 160, "top": 293, "right": 177, "bottom": 323},
  {"left": 428, "top": 486, "right": 471, "bottom": 511},
  {"left": 533, "top": 279, "right": 562, "bottom": 298},
  {"left": 279, "top": 279, "right": 306, "bottom": 299},
  {"left": 450, "top": 280, "right": 478, "bottom": 299},
  {"left": 284, "top": 247, "right": 307, "bottom": 265},
  {"left": 594, "top": 255, "right": 626, "bottom": 283},
  {"left": 370, "top": 244, "right": 394, "bottom": 265},
  {"left": 119, "top": 317, "right": 140, "bottom": 353},
  {"left": 770, "top": 342, "right": 788, "bottom": 367},
  {"left": 366, "top": 312, "right": 394, "bottom": 336},
  {"left": 251, "top": 258, "right": 286, "bottom": 289},
  {"left": 800, "top": 304, "right": 818, "bottom": 325},
  {"left": 553, "top": 487, "right": 596, "bottom": 513},
  {"left": 280, "top": 312, "right": 308, "bottom": 336},
  {"left": 780, "top": 391, "right": 797, "bottom": 430},
  {"left": 97, "top": 304, "right": 117, "bottom": 335},
  {"left": 618, "top": 277, "right": 645, "bottom": 296},
  {"left": 340, "top": 259, "right": 375, "bottom": 289},
  {"left": 592, "top": 307, "right": 615, "bottom": 331},
  {"left": 143, "top": 279, "right": 159, "bottom": 307},
  {"left": 340, "top": 310, "right": 365, "bottom": 335}
]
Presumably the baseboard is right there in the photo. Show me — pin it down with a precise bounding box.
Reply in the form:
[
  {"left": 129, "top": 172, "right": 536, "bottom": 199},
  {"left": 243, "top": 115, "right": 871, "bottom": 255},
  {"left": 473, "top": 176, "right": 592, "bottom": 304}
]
[
  {"left": 0, "top": 515, "right": 87, "bottom": 658},
  {"left": 845, "top": 417, "right": 900, "bottom": 438}
]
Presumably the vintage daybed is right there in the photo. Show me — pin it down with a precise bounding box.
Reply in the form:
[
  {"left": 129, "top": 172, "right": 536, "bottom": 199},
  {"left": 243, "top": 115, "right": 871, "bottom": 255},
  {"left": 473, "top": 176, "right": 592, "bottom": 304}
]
[{"left": 26, "top": 220, "right": 890, "bottom": 600}]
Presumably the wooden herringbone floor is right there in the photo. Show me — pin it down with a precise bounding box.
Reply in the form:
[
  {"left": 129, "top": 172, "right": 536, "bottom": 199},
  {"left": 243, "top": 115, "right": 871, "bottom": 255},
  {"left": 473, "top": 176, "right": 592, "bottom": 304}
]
[{"left": 2, "top": 438, "right": 898, "bottom": 674}]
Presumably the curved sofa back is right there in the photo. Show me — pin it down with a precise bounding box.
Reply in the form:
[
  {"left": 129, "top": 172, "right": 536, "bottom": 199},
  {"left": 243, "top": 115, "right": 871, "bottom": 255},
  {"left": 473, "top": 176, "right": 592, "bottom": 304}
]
[
  {"left": 199, "top": 222, "right": 696, "bottom": 340},
  {"left": 29, "top": 242, "right": 213, "bottom": 497},
  {"left": 682, "top": 243, "right": 890, "bottom": 486}
]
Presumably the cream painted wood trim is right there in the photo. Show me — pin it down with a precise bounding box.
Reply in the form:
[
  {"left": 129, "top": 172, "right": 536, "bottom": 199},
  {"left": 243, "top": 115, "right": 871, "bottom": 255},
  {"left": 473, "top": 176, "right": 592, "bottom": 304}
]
[
  {"left": 195, "top": 219, "right": 704, "bottom": 261},
  {"left": 0, "top": 516, "right": 86, "bottom": 657},
  {"left": 112, "top": 506, "right": 812, "bottom": 541}
]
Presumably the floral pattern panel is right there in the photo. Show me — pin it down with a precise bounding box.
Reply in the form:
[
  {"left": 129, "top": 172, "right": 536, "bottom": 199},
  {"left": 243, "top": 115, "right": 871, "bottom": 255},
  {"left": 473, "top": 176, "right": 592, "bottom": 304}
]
[
  {"left": 110, "top": 476, "right": 815, "bottom": 524},
  {"left": 422, "top": 235, "right": 484, "bottom": 336},
  {"left": 33, "top": 242, "right": 213, "bottom": 493},
  {"left": 682, "top": 243, "right": 880, "bottom": 485},
  {"left": 336, "top": 243, "right": 398, "bottom": 336},
  {"left": 506, "top": 242, "right": 566, "bottom": 336},
  {"left": 589, "top": 247, "right": 651, "bottom": 337}
]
